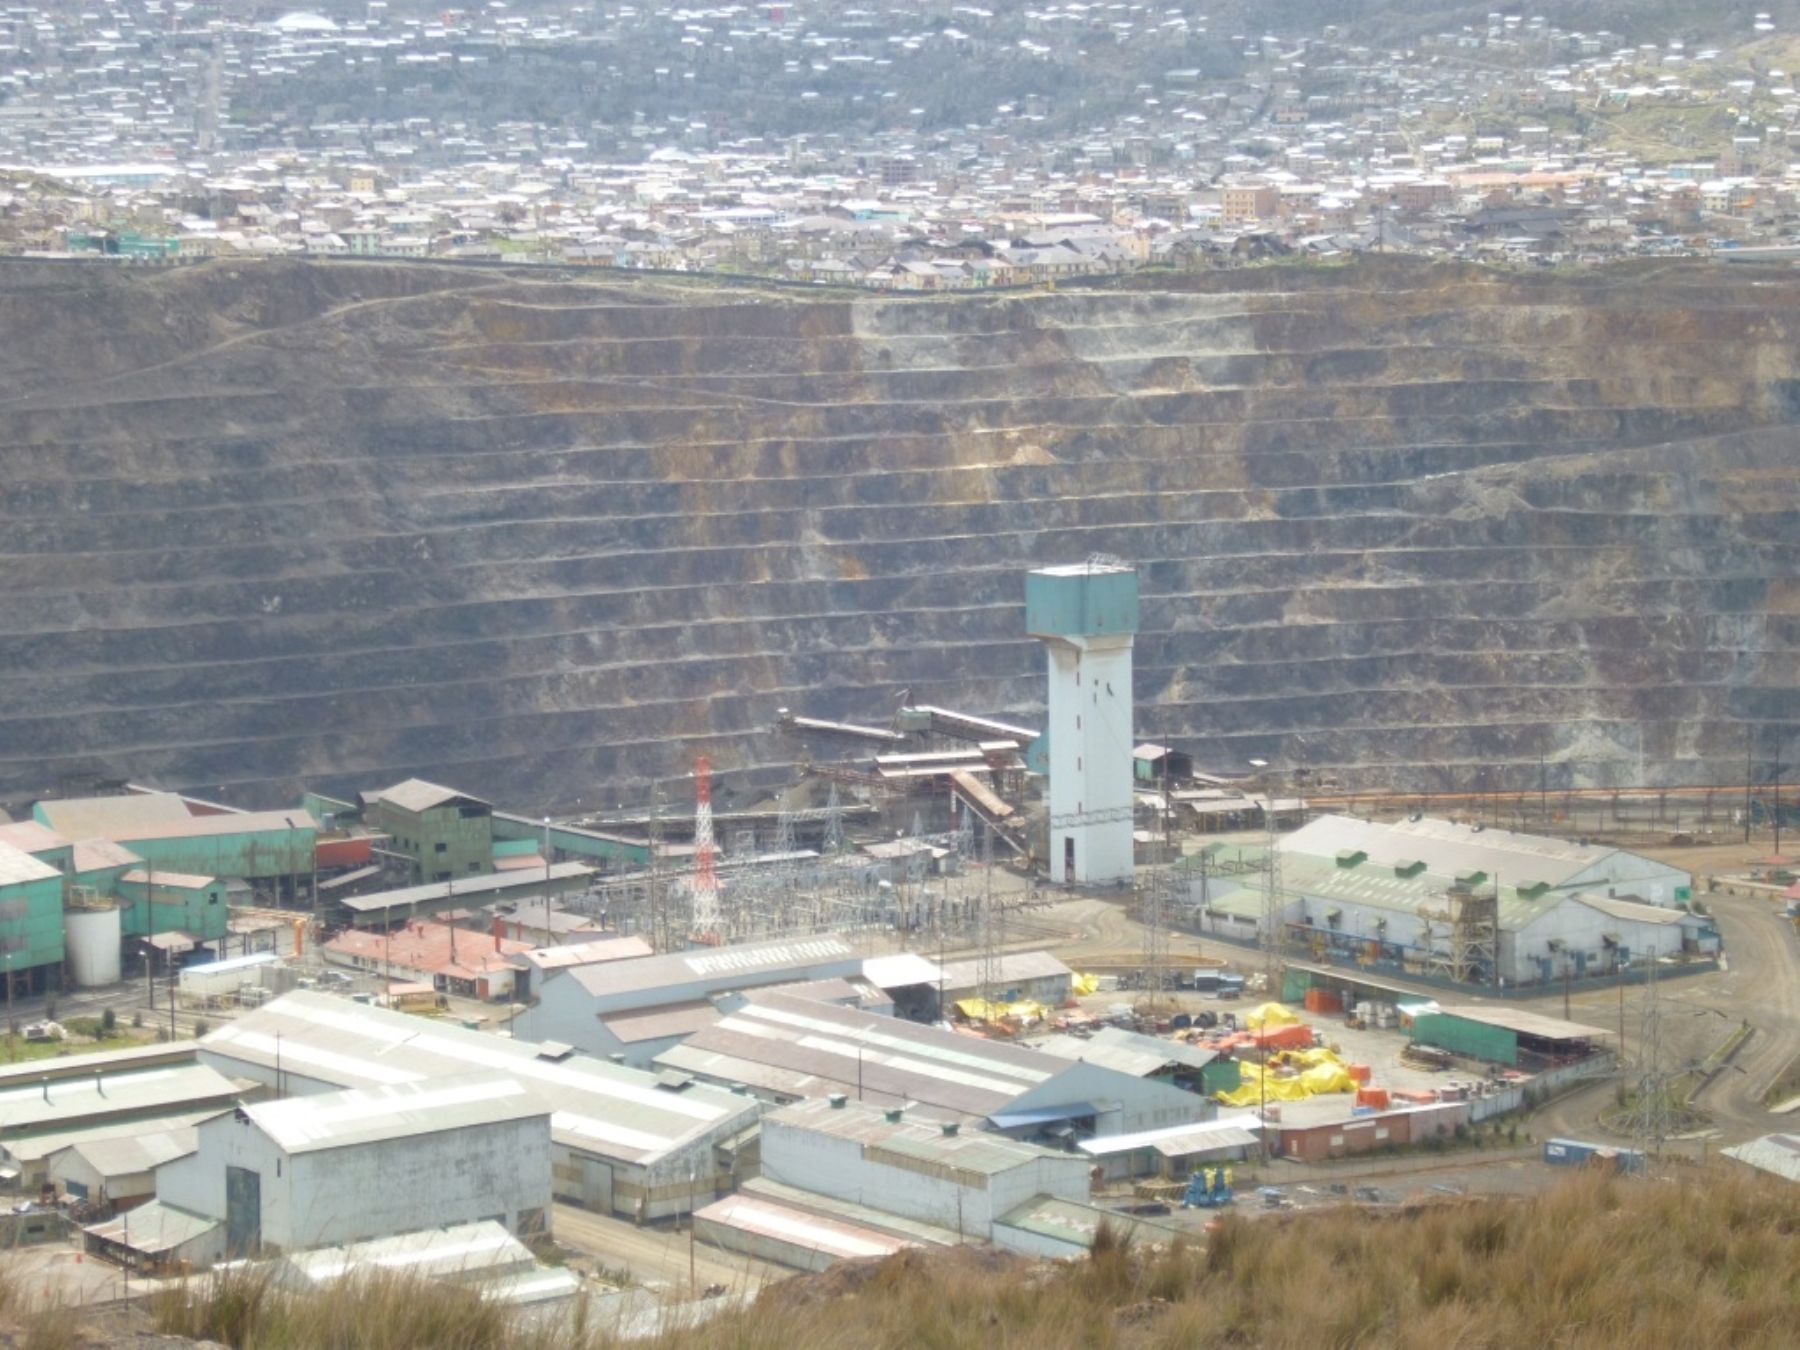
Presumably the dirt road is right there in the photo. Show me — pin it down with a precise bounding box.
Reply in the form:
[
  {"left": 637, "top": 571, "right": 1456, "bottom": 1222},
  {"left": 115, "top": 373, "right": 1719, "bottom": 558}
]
[{"left": 551, "top": 1203, "right": 787, "bottom": 1299}]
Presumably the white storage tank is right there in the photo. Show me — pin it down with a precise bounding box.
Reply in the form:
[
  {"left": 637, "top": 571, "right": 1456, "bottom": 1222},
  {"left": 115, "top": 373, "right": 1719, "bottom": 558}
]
[{"left": 65, "top": 901, "right": 123, "bottom": 987}]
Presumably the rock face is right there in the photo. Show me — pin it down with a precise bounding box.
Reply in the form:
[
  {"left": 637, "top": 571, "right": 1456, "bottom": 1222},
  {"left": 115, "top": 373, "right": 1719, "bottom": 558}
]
[{"left": 0, "top": 259, "right": 1794, "bottom": 807}]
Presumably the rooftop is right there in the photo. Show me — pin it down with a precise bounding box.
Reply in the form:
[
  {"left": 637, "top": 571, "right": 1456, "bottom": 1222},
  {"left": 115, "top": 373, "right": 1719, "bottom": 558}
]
[
  {"left": 0, "top": 1063, "right": 243, "bottom": 1137},
  {"left": 83, "top": 1198, "right": 219, "bottom": 1255},
  {"left": 1281, "top": 815, "right": 1633, "bottom": 888},
  {"left": 0, "top": 821, "right": 71, "bottom": 855},
  {"left": 35, "top": 792, "right": 195, "bottom": 839},
  {"left": 245, "top": 1072, "right": 546, "bottom": 1154},
  {"left": 1035, "top": 1026, "right": 1217, "bottom": 1077},
  {"left": 938, "top": 950, "right": 1073, "bottom": 991},
  {"left": 275, "top": 1219, "right": 533, "bottom": 1289},
  {"left": 339, "top": 863, "right": 594, "bottom": 915},
  {"left": 325, "top": 921, "right": 535, "bottom": 979},
  {"left": 769, "top": 1096, "right": 1071, "bottom": 1179},
  {"left": 568, "top": 933, "right": 860, "bottom": 1000},
  {"left": 201, "top": 992, "right": 757, "bottom": 1167},
  {"left": 656, "top": 989, "right": 1063, "bottom": 1119},
  {"left": 520, "top": 936, "right": 655, "bottom": 972},
  {"left": 1721, "top": 1133, "right": 1800, "bottom": 1185},
  {"left": 0, "top": 840, "right": 61, "bottom": 888},
  {"left": 370, "top": 779, "right": 491, "bottom": 815},
  {"left": 1429, "top": 1005, "right": 1615, "bottom": 1043}
]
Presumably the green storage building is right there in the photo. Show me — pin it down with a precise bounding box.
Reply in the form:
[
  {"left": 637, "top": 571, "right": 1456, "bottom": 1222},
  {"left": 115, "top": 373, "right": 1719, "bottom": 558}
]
[
  {"left": 0, "top": 842, "right": 67, "bottom": 995},
  {"left": 115, "top": 869, "right": 230, "bottom": 944},
  {"left": 362, "top": 780, "right": 495, "bottom": 884}
]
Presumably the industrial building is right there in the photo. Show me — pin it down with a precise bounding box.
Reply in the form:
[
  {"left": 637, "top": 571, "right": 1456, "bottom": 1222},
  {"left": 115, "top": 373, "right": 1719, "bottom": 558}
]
[
  {"left": 1407, "top": 1005, "right": 1615, "bottom": 1068},
  {"left": 1195, "top": 815, "right": 1709, "bottom": 987},
  {"left": 151, "top": 1073, "right": 553, "bottom": 1260},
  {"left": 329, "top": 863, "right": 595, "bottom": 928},
  {"left": 271, "top": 1221, "right": 582, "bottom": 1308},
  {"left": 0, "top": 839, "right": 67, "bottom": 995},
  {"left": 1074, "top": 1116, "right": 1262, "bottom": 1180},
  {"left": 522, "top": 933, "right": 866, "bottom": 1063},
  {"left": 361, "top": 780, "right": 498, "bottom": 884},
  {"left": 33, "top": 794, "right": 319, "bottom": 892},
  {"left": 658, "top": 989, "right": 1208, "bottom": 1140},
  {"left": 199, "top": 991, "right": 760, "bottom": 1219},
  {"left": 322, "top": 920, "right": 536, "bottom": 1001},
  {"left": 47, "top": 1123, "right": 200, "bottom": 1208},
  {"left": 938, "top": 950, "right": 1074, "bottom": 1008},
  {"left": 1037, "top": 1026, "right": 1236, "bottom": 1097},
  {"left": 0, "top": 1046, "right": 241, "bottom": 1192},
  {"left": 697, "top": 1097, "right": 1185, "bottom": 1268},
  {"left": 1026, "top": 561, "right": 1139, "bottom": 885}
]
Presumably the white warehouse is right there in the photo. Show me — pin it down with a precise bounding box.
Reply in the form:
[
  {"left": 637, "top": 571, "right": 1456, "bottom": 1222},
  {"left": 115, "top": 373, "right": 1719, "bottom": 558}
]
[
  {"left": 760, "top": 1097, "right": 1091, "bottom": 1237},
  {"left": 199, "top": 991, "right": 760, "bottom": 1220},
  {"left": 152, "top": 1073, "right": 552, "bottom": 1261},
  {"left": 1194, "top": 815, "right": 1712, "bottom": 988},
  {"left": 522, "top": 933, "right": 865, "bottom": 1066}
]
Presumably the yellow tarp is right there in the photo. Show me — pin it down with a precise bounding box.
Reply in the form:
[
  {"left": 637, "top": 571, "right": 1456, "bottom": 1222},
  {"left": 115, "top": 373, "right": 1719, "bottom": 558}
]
[
  {"left": 955, "top": 997, "right": 1051, "bottom": 1024},
  {"left": 1243, "top": 1002, "right": 1300, "bottom": 1031},
  {"left": 1212, "top": 1045, "right": 1357, "bottom": 1108},
  {"left": 1073, "top": 972, "right": 1102, "bottom": 996}
]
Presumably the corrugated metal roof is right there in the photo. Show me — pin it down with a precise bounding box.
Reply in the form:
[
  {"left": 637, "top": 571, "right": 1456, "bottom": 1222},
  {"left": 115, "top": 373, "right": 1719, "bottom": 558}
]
[
  {"left": 770, "top": 1096, "right": 1067, "bottom": 1177},
  {"left": 123, "top": 868, "right": 217, "bottom": 890},
  {"left": 1282, "top": 815, "right": 1624, "bottom": 887},
  {"left": 201, "top": 992, "right": 757, "bottom": 1168},
  {"left": 601, "top": 1001, "right": 720, "bottom": 1045},
  {"left": 276, "top": 1220, "right": 529, "bottom": 1287},
  {"left": 861, "top": 953, "right": 945, "bottom": 990},
  {"left": 83, "top": 1199, "right": 219, "bottom": 1254},
  {"left": 695, "top": 1192, "right": 917, "bottom": 1261},
  {"left": 63, "top": 1124, "right": 199, "bottom": 1177},
  {"left": 569, "top": 934, "right": 859, "bottom": 999},
  {"left": 246, "top": 1073, "right": 545, "bottom": 1154},
  {"left": 1721, "top": 1133, "right": 1800, "bottom": 1184},
  {"left": 339, "top": 864, "right": 594, "bottom": 915},
  {"left": 661, "top": 990, "right": 1061, "bottom": 1118},
  {"left": 0, "top": 821, "right": 70, "bottom": 854},
  {"left": 1078, "top": 1117, "right": 1262, "bottom": 1158},
  {"left": 0, "top": 1064, "right": 243, "bottom": 1135},
  {"left": 1570, "top": 893, "right": 1694, "bottom": 925},
  {"left": 70, "top": 838, "right": 142, "bottom": 872},
  {"left": 1036, "top": 1026, "right": 1217, "bottom": 1077},
  {"left": 0, "top": 840, "right": 61, "bottom": 887},
  {"left": 522, "top": 936, "right": 655, "bottom": 972},
  {"left": 1432, "top": 1005, "right": 1613, "bottom": 1042},
  {"left": 372, "top": 779, "right": 490, "bottom": 814},
  {"left": 938, "top": 950, "right": 1073, "bottom": 991},
  {"left": 36, "top": 793, "right": 195, "bottom": 840}
]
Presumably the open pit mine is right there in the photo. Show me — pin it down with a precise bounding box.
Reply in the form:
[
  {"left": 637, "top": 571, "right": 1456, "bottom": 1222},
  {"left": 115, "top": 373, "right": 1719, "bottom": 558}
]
[{"left": 0, "top": 257, "right": 1794, "bottom": 807}]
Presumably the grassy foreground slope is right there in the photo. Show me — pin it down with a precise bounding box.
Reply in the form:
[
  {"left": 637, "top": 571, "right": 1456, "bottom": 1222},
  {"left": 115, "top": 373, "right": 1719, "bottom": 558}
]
[{"left": 132, "top": 1169, "right": 1798, "bottom": 1350}]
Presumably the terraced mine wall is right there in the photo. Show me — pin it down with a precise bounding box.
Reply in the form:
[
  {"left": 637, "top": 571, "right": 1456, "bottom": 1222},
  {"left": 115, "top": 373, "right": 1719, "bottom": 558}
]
[{"left": 0, "top": 258, "right": 1794, "bottom": 809}]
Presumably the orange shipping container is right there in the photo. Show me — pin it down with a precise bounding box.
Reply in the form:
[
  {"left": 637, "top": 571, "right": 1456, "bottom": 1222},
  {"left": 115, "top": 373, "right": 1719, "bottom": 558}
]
[
  {"left": 1356, "top": 1087, "right": 1390, "bottom": 1110},
  {"left": 1347, "top": 1063, "right": 1372, "bottom": 1084}
]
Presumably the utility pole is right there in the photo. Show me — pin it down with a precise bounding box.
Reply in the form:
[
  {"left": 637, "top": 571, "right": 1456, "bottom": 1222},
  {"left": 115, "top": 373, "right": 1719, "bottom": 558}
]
[
  {"left": 1773, "top": 729, "right": 1784, "bottom": 858},
  {"left": 1745, "top": 725, "right": 1754, "bottom": 845}
]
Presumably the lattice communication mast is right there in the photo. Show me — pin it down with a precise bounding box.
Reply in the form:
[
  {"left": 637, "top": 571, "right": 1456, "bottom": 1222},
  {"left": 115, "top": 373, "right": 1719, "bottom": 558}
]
[{"left": 690, "top": 756, "right": 721, "bottom": 941}]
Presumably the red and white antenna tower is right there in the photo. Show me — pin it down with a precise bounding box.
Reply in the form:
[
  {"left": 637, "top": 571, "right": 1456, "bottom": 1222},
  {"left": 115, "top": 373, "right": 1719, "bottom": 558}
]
[{"left": 691, "top": 755, "right": 721, "bottom": 940}]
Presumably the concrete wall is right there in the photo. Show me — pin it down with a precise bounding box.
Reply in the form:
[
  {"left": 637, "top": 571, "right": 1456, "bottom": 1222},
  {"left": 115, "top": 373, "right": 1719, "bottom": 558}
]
[{"left": 157, "top": 1112, "right": 551, "bottom": 1254}]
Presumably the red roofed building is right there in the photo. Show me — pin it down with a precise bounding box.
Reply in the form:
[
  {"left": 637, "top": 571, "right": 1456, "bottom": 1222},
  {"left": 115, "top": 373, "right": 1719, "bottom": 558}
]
[{"left": 324, "top": 919, "right": 535, "bottom": 1001}]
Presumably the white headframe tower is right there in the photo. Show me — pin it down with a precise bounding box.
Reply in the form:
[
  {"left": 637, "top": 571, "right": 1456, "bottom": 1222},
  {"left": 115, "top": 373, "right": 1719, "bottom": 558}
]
[{"left": 1027, "top": 557, "right": 1139, "bottom": 885}]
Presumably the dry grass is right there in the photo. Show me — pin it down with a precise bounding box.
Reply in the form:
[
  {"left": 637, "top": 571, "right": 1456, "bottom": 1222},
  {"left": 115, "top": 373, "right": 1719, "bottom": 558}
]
[{"left": 147, "top": 1169, "right": 1798, "bottom": 1350}]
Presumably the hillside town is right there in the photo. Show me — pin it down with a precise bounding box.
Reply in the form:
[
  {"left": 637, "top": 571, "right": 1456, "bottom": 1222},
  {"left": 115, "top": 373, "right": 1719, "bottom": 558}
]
[{"left": 6, "top": 4, "right": 1800, "bottom": 281}]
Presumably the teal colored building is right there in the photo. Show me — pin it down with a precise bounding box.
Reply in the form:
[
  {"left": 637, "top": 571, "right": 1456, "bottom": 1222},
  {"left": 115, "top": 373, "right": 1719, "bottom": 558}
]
[
  {"left": 0, "top": 843, "right": 68, "bottom": 995},
  {"left": 492, "top": 813, "right": 651, "bottom": 869},
  {"left": 34, "top": 798, "right": 317, "bottom": 890},
  {"left": 115, "top": 869, "right": 230, "bottom": 944}
]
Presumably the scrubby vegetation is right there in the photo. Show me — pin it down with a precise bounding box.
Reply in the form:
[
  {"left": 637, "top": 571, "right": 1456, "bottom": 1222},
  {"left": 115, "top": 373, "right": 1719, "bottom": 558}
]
[{"left": 139, "top": 1169, "right": 1796, "bottom": 1350}]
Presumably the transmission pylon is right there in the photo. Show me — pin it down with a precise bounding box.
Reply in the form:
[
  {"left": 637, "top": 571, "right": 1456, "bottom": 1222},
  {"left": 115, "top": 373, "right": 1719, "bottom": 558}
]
[
  {"left": 977, "top": 825, "right": 1003, "bottom": 1016},
  {"left": 691, "top": 756, "right": 721, "bottom": 941},
  {"left": 823, "top": 782, "right": 845, "bottom": 856},
  {"left": 647, "top": 781, "right": 669, "bottom": 952},
  {"left": 1629, "top": 956, "right": 1672, "bottom": 1160}
]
